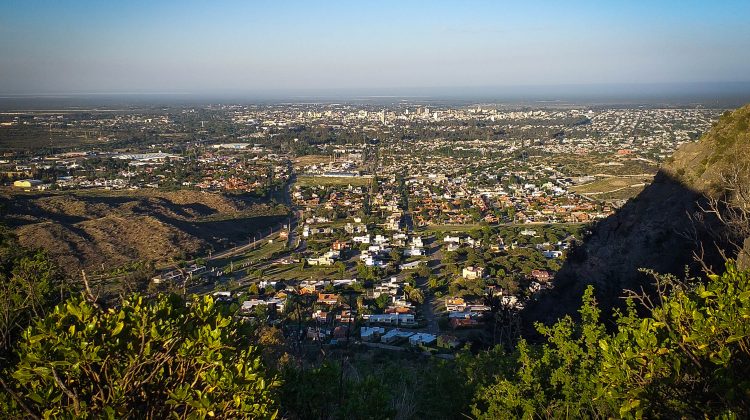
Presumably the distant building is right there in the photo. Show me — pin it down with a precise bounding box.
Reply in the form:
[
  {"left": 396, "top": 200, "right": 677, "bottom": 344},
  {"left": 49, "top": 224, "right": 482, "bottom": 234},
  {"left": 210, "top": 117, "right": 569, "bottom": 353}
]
[
  {"left": 462, "top": 266, "right": 485, "bottom": 280},
  {"left": 13, "top": 179, "right": 43, "bottom": 189}
]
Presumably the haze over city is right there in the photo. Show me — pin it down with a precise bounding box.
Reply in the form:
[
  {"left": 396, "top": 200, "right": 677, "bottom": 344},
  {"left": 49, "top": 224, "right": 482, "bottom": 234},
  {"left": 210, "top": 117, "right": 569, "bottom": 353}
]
[{"left": 1, "top": 0, "right": 750, "bottom": 98}]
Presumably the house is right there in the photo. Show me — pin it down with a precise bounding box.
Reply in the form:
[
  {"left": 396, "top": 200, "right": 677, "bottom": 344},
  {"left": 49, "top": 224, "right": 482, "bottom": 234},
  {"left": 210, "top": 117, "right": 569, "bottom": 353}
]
[
  {"left": 465, "top": 237, "right": 481, "bottom": 248},
  {"left": 386, "top": 213, "right": 402, "bottom": 231},
  {"left": 313, "top": 310, "right": 329, "bottom": 322},
  {"left": 381, "top": 328, "right": 415, "bottom": 344},
  {"left": 360, "top": 326, "right": 385, "bottom": 342},
  {"left": 437, "top": 334, "right": 461, "bottom": 349},
  {"left": 445, "top": 297, "right": 466, "bottom": 312},
  {"left": 345, "top": 223, "right": 368, "bottom": 234},
  {"left": 307, "top": 327, "right": 330, "bottom": 341},
  {"left": 367, "top": 313, "right": 415, "bottom": 326},
  {"left": 543, "top": 250, "right": 563, "bottom": 258},
  {"left": 332, "top": 279, "right": 357, "bottom": 288},
  {"left": 444, "top": 235, "right": 461, "bottom": 244},
  {"left": 240, "top": 299, "right": 266, "bottom": 314},
  {"left": 317, "top": 293, "right": 340, "bottom": 306},
  {"left": 531, "top": 269, "right": 551, "bottom": 282},
  {"left": 403, "top": 247, "right": 424, "bottom": 257},
  {"left": 450, "top": 318, "right": 479, "bottom": 329},
  {"left": 363, "top": 256, "right": 386, "bottom": 267},
  {"left": 466, "top": 303, "right": 490, "bottom": 312},
  {"left": 332, "top": 240, "right": 349, "bottom": 251},
  {"left": 462, "top": 266, "right": 485, "bottom": 280},
  {"left": 409, "top": 333, "right": 437, "bottom": 347},
  {"left": 12, "top": 179, "right": 43, "bottom": 189},
  {"left": 266, "top": 297, "right": 286, "bottom": 313},
  {"left": 501, "top": 295, "right": 521, "bottom": 308},
  {"left": 308, "top": 255, "right": 334, "bottom": 266},
  {"left": 399, "top": 260, "right": 424, "bottom": 270},
  {"left": 371, "top": 281, "right": 399, "bottom": 298},
  {"left": 353, "top": 235, "right": 371, "bottom": 244}
]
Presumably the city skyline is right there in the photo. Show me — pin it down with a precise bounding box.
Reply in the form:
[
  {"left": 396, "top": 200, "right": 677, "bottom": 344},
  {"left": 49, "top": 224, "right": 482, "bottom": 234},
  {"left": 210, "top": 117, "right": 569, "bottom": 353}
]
[{"left": 1, "top": 0, "right": 750, "bottom": 95}]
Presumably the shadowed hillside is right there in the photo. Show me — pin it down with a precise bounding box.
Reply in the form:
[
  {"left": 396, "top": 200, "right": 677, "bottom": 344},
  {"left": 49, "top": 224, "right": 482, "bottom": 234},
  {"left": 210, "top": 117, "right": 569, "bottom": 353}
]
[
  {"left": 0, "top": 190, "right": 289, "bottom": 276},
  {"left": 524, "top": 105, "right": 750, "bottom": 327}
]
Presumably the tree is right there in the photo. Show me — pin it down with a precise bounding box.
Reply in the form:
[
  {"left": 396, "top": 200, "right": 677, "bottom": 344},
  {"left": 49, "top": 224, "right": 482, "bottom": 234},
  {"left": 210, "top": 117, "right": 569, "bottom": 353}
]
[
  {"left": 334, "top": 261, "right": 346, "bottom": 279},
  {"left": 0, "top": 248, "right": 66, "bottom": 357},
  {"left": 390, "top": 249, "right": 403, "bottom": 267},
  {"left": 403, "top": 285, "right": 424, "bottom": 305},
  {"left": 2, "top": 293, "right": 278, "bottom": 419},
  {"left": 249, "top": 282, "right": 260, "bottom": 295},
  {"left": 374, "top": 294, "right": 390, "bottom": 311},
  {"left": 472, "top": 262, "right": 750, "bottom": 419}
]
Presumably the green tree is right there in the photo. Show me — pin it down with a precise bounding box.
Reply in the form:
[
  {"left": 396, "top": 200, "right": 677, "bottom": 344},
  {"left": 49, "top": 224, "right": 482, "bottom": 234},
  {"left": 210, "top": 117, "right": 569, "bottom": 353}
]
[
  {"left": 334, "top": 261, "right": 346, "bottom": 279},
  {"left": 472, "top": 262, "right": 750, "bottom": 419},
  {"left": 2, "top": 293, "right": 277, "bottom": 419},
  {"left": 0, "top": 247, "right": 66, "bottom": 357}
]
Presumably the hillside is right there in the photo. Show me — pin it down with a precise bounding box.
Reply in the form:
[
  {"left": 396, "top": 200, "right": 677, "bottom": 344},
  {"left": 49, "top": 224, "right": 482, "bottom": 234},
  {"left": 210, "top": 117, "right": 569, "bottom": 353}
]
[
  {"left": 525, "top": 105, "right": 750, "bottom": 326},
  {"left": 0, "top": 190, "right": 288, "bottom": 276}
]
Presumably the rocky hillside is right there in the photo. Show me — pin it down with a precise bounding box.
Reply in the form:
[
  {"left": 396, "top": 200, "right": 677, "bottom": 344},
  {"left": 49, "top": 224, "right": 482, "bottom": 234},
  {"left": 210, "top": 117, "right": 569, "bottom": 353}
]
[
  {"left": 525, "top": 105, "right": 750, "bottom": 327},
  {"left": 0, "top": 190, "right": 288, "bottom": 277},
  {"left": 664, "top": 106, "right": 750, "bottom": 193}
]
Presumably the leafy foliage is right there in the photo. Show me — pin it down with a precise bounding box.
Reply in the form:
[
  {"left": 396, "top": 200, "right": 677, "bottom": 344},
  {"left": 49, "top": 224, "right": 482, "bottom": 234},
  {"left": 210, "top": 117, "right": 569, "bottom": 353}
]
[
  {"left": 2, "top": 293, "right": 277, "bottom": 419},
  {"left": 0, "top": 229, "right": 66, "bottom": 358},
  {"left": 472, "top": 263, "right": 750, "bottom": 419}
]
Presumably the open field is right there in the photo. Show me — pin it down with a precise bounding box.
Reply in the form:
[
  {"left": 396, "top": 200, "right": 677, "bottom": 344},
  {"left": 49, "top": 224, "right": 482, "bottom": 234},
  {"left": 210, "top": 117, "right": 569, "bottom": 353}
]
[
  {"left": 422, "top": 224, "right": 485, "bottom": 232},
  {"left": 552, "top": 153, "right": 659, "bottom": 177},
  {"left": 262, "top": 264, "right": 340, "bottom": 281},
  {"left": 293, "top": 155, "right": 333, "bottom": 165},
  {"left": 295, "top": 175, "right": 371, "bottom": 187},
  {"left": 0, "top": 126, "right": 100, "bottom": 150},
  {"left": 570, "top": 175, "right": 653, "bottom": 200}
]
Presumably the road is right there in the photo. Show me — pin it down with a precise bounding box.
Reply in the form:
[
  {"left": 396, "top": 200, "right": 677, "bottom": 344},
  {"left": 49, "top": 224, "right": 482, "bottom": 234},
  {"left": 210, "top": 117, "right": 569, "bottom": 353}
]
[
  {"left": 208, "top": 223, "right": 284, "bottom": 261},
  {"left": 423, "top": 235, "right": 443, "bottom": 334}
]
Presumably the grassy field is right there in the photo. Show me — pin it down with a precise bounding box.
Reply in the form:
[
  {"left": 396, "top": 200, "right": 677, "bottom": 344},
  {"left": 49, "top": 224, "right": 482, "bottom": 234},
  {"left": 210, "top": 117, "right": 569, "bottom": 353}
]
[
  {"left": 263, "top": 264, "right": 340, "bottom": 281},
  {"left": 570, "top": 175, "right": 653, "bottom": 200},
  {"left": 551, "top": 153, "right": 658, "bottom": 178},
  {"left": 0, "top": 126, "right": 99, "bottom": 150},
  {"left": 293, "top": 155, "right": 333, "bottom": 166},
  {"left": 422, "top": 224, "right": 485, "bottom": 232},
  {"left": 295, "top": 175, "right": 371, "bottom": 187}
]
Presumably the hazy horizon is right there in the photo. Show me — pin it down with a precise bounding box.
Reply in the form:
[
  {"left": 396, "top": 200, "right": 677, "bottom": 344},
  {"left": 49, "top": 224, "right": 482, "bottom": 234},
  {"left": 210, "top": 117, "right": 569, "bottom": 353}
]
[
  {"left": 2, "top": 1, "right": 750, "bottom": 96},
  {"left": 0, "top": 81, "right": 749, "bottom": 111}
]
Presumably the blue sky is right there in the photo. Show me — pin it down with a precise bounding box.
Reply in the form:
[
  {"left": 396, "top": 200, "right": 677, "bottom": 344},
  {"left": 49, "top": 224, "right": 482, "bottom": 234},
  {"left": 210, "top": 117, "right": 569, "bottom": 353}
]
[{"left": 1, "top": 0, "right": 749, "bottom": 94}]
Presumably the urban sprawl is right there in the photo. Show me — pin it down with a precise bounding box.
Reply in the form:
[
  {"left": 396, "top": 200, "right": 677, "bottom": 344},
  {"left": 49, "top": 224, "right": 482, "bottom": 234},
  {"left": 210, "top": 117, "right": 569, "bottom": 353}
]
[{"left": 1, "top": 102, "right": 721, "bottom": 355}]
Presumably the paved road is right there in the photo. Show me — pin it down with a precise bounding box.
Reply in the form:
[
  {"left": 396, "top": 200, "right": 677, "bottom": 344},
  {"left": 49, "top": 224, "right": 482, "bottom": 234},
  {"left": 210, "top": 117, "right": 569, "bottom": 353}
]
[
  {"left": 417, "top": 234, "right": 441, "bottom": 334},
  {"left": 208, "top": 224, "right": 283, "bottom": 261},
  {"left": 210, "top": 166, "right": 298, "bottom": 262}
]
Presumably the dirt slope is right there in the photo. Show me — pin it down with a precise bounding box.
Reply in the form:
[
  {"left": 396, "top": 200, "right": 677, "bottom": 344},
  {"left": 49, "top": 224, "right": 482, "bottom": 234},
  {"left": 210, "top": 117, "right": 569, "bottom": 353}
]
[{"left": 1, "top": 190, "right": 288, "bottom": 276}]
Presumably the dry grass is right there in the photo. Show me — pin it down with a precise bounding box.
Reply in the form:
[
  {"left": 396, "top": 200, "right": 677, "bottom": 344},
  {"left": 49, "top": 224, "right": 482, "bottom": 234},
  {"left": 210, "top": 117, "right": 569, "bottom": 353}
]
[
  {"left": 295, "top": 175, "right": 371, "bottom": 187},
  {"left": 3, "top": 191, "right": 288, "bottom": 276},
  {"left": 293, "top": 155, "right": 333, "bottom": 165}
]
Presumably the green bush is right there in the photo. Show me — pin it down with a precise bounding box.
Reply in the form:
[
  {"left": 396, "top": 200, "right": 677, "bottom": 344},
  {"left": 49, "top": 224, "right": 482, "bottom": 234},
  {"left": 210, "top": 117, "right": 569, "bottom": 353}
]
[
  {"left": 2, "top": 293, "right": 278, "bottom": 419},
  {"left": 472, "top": 263, "right": 750, "bottom": 419}
]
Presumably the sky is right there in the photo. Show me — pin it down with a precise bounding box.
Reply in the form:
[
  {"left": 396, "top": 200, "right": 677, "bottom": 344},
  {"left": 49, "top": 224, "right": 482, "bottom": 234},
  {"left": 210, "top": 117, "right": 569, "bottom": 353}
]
[{"left": 1, "top": 0, "right": 749, "bottom": 96}]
